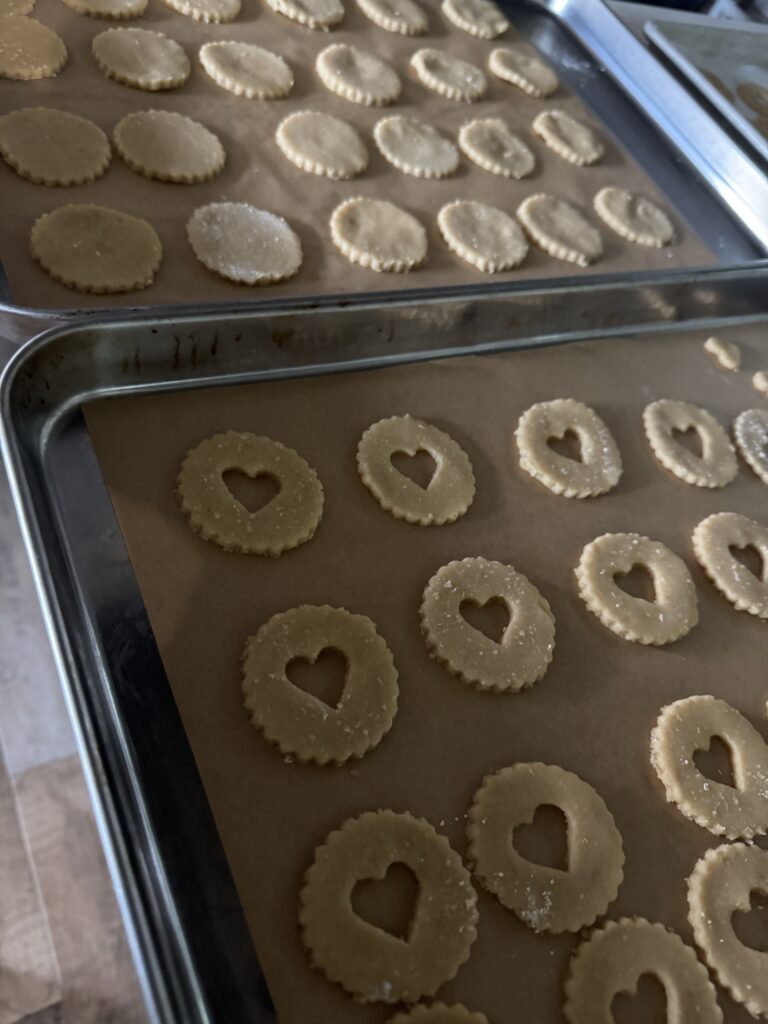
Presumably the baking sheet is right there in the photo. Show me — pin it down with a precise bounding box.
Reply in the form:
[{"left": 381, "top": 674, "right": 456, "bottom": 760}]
[
  {"left": 0, "top": 0, "right": 714, "bottom": 312},
  {"left": 85, "top": 325, "right": 768, "bottom": 1024}
]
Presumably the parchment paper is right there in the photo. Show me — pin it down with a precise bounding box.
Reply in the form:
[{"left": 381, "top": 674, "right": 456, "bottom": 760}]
[
  {"left": 0, "top": 0, "right": 713, "bottom": 311},
  {"left": 85, "top": 325, "right": 768, "bottom": 1023}
]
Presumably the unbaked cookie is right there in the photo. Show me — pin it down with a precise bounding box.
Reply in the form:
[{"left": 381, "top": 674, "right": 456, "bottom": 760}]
[
  {"left": 389, "top": 1007, "right": 487, "bottom": 1024},
  {"left": 410, "top": 49, "right": 486, "bottom": 102},
  {"left": 199, "top": 41, "right": 293, "bottom": 98},
  {"left": 734, "top": 408, "right": 768, "bottom": 485},
  {"left": 0, "top": 107, "right": 110, "bottom": 186},
  {"left": 565, "top": 918, "right": 722, "bottom": 1024},
  {"left": 488, "top": 44, "right": 558, "bottom": 97},
  {"left": 277, "top": 110, "right": 367, "bottom": 178},
  {"left": 704, "top": 335, "right": 740, "bottom": 370},
  {"left": 438, "top": 200, "right": 528, "bottom": 273},
  {"left": 374, "top": 115, "right": 458, "bottom": 178},
  {"left": 355, "top": 0, "right": 426, "bottom": 35},
  {"left": 61, "top": 0, "right": 146, "bottom": 18},
  {"left": 0, "top": 17, "right": 67, "bottom": 80},
  {"left": 242, "top": 605, "right": 398, "bottom": 764},
  {"left": 458, "top": 117, "right": 534, "bottom": 179},
  {"left": 160, "top": 0, "right": 239, "bottom": 23},
  {"left": 300, "top": 811, "right": 478, "bottom": 1003},
  {"left": 533, "top": 110, "right": 603, "bottom": 166},
  {"left": 92, "top": 28, "right": 190, "bottom": 91},
  {"left": 754, "top": 369, "right": 768, "bottom": 395},
  {"left": 187, "top": 203, "right": 303, "bottom": 285},
  {"left": 441, "top": 0, "right": 507, "bottom": 39},
  {"left": 594, "top": 187, "right": 674, "bottom": 247},
  {"left": 737, "top": 81, "right": 768, "bottom": 117},
  {"left": 1, "top": 0, "right": 35, "bottom": 13},
  {"left": 515, "top": 398, "right": 622, "bottom": 498},
  {"left": 356, "top": 414, "right": 475, "bottom": 525},
  {"left": 692, "top": 512, "right": 768, "bottom": 618},
  {"left": 267, "top": 0, "right": 344, "bottom": 29},
  {"left": 114, "top": 110, "right": 224, "bottom": 183},
  {"left": 330, "top": 197, "right": 427, "bottom": 272},
  {"left": 420, "top": 557, "right": 555, "bottom": 692},
  {"left": 517, "top": 194, "right": 603, "bottom": 267},
  {"left": 643, "top": 399, "right": 738, "bottom": 488},
  {"left": 575, "top": 533, "right": 698, "bottom": 645},
  {"left": 317, "top": 42, "right": 399, "bottom": 104}
]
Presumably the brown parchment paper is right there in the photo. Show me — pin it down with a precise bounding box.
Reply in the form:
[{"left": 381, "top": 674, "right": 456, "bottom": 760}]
[
  {"left": 0, "top": 0, "right": 713, "bottom": 312},
  {"left": 84, "top": 326, "right": 768, "bottom": 1024}
]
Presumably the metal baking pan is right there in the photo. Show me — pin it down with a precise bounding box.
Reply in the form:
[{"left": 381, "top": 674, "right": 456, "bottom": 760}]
[{"left": 2, "top": 263, "right": 768, "bottom": 1024}]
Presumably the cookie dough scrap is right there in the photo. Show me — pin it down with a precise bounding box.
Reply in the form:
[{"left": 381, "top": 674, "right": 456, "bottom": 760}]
[
  {"left": 355, "top": 0, "right": 426, "bottom": 35},
  {"left": 420, "top": 556, "right": 555, "bottom": 692},
  {"left": 242, "top": 605, "right": 398, "bottom": 764},
  {"left": 267, "top": 0, "right": 344, "bottom": 29},
  {"left": 651, "top": 695, "right": 768, "bottom": 839},
  {"left": 438, "top": 200, "right": 528, "bottom": 273},
  {"left": 0, "top": 107, "right": 110, "bottom": 186},
  {"left": 187, "top": 203, "right": 303, "bottom": 285},
  {"left": 594, "top": 187, "right": 674, "bottom": 247},
  {"left": 93, "top": 28, "right": 190, "bottom": 91},
  {"left": 114, "top": 110, "right": 224, "bottom": 184},
  {"left": 737, "top": 81, "right": 768, "bottom": 117},
  {"left": 178, "top": 431, "right": 322, "bottom": 553},
  {"left": 458, "top": 117, "right": 534, "bottom": 179},
  {"left": 643, "top": 399, "right": 738, "bottom": 488},
  {"left": 704, "top": 335, "right": 740, "bottom": 370},
  {"left": 277, "top": 110, "right": 367, "bottom": 178},
  {"left": 533, "top": 110, "right": 603, "bottom": 166},
  {"left": 564, "top": 918, "right": 723, "bottom": 1024},
  {"left": 754, "top": 369, "right": 768, "bottom": 395},
  {"left": 410, "top": 49, "right": 486, "bottom": 102},
  {"left": 688, "top": 843, "right": 768, "bottom": 1020},
  {"left": 317, "top": 42, "right": 400, "bottom": 105},
  {"left": 300, "top": 811, "right": 478, "bottom": 1003},
  {"left": 0, "top": 17, "right": 67, "bottom": 80},
  {"left": 692, "top": 512, "right": 768, "bottom": 618},
  {"left": 575, "top": 532, "right": 698, "bottom": 645},
  {"left": 518, "top": 194, "right": 603, "bottom": 267},
  {"left": 200, "top": 41, "right": 292, "bottom": 98},
  {"left": 160, "top": 0, "right": 240, "bottom": 24},
  {"left": 488, "top": 44, "right": 558, "bottom": 97},
  {"left": 331, "top": 197, "right": 427, "bottom": 272},
  {"left": 441, "top": 0, "right": 508, "bottom": 39},
  {"left": 374, "top": 115, "right": 458, "bottom": 178},
  {"left": 515, "top": 398, "right": 622, "bottom": 498},
  {"left": 60, "top": 0, "right": 146, "bottom": 18},
  {"left": 389, "top": 1006, "right": 488, "bottom": 1024},
  {"left": 30, "top": 204, "right": 161, "bottom": 293},
  {"left": 734, "top": 408, "right": 768, "bottom": 485}
]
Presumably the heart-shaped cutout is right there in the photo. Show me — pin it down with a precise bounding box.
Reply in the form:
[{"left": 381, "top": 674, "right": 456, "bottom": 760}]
[
  {"left": 512, "top": 803, "right": 569, "bottom": 872},
  {"left": 390, "top": 448, "right": 437, "bottom": 490},
  {"left": 285, "top": 647, "right": 348, "bottom": 709},
  {"left": 614, "top": 563, "right": 657, "bottom": 603},
  {"left": 672, "top": 426, "right": 703, "bottom": 459},
  {"left": 729, "top": 543, "right": 765, "bottom": 581},
  {"left": 693, "top": 735, "right": 736, "bottom": 789},
  {"left": 611, "top": 972, "right": 668, "bottom": 1024},
  {"left": 732, "top": 888, "right": 768, "bottom": 953},
  {"left": 224, "top": 469, "right": 281, "bottom": 513},
  {"left": 547, "top": 428, "right": 583, "bottom": 463},
  {"left": 351, "top": 862, "right": 420, "bottom": 941},
  {"left": 459, "top": 596, "right": 510, "bottom": 644}
]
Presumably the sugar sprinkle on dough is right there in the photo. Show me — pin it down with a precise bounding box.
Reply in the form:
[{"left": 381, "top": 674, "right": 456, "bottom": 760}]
[
  {"left": 458, "top": 117, "right": 534, "bottom": 178},
  {"left": 330, "top": 197, "right": 427, "bottom": 272},
  {"left": 468, "top": 763, "right": 624, "bottom": 933},
  {"left": 355, "top": 0, "right": 426, "bottom": 35},
  {"left": 737, "top": 81, "right": 768, "bottom": 117},
  {"left": 517, "top": 194, "right": 602, "bottom": 267},
  {"left": 300, "top": 811, "right": 478, "bottom": 1003},
  {"left": 187, "top": 202, "right": 302, "bottom": 285},
  {"left": 30, "top": 204, "right": 161, "bottom": 294},
  {"left": 692, "top": 512, "right": 768, "bottom": 618},
  {"left": 441, "top": 0, "right": 508, "bottom": 39},
  {"left": 160, "top": 0, "right": 240, "bottom": 24},
  {"left": 277, "top": 110, "right": 367, "bottom": 178},
  {"left": 704, "top": 335, "right": 740, "bottom": 370},
  {"left": 0, "top": 107, "right": 110, "bottom": 186},
  {"left": 533, "top": 110, "right": 603, "bottom": 166},
  {"left": 438, "top": 200, "right": 528, "bottom": 273},
  {"left": 199, "top": 41, "right": 292, "bottom": 98},
  {"left": 267, "top": 0, "right": 344, "bottom": 29},
  {"left": 60, "top": 0, "right": 146, "bottom": 19},
  {"left": 316, "top": 42, "right": 399, "bottom": 105},
  {"left": 734, "top": 408, "right": 768, "bottom": 485},
  {"left": 389, "top": 1006, "right": 488, "bottom": 1024},
  {"left": 594, "top": 187, "right": 674, "bottom": 247},
  {"left": 114, "top": 110, "right": 224, "bottom": 184},
  {"left": 488, "top": 44, "right": 558, "bottom": 96},
  {"left": 410, "top": 48, "right": 486, "bottom": 102},
  {"left": 0, "top": 17, "right": 67, "bottom": 80},
  {"left": 374, "top": 115, "right": 458, "bottom": 178},
  {"left": 92, "top": 28, "right": 190, "bottom": 91},
  {"left": 575, "top": 532, "right": 698, "bottom": 645},
  {"left": 643, "top": 399, "right": 738, "bottom": 488},
  {"left": 754, "top": 369, "right": 768, "bottom": 395}
]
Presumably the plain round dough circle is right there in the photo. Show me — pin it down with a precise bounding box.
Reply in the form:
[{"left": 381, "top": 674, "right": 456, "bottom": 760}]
[
  {"left": 734, "top": 408, "right": 768, "bottom": 485},
  {"left": 0, "top": 107, "right": 110, "bottom": 185},
  {"left": 410, "top": 48, "right": 486, "bottom": 102},
  {"left": 533, "top": 109, "right": 603, "bottom": 166},
  {"left": 92, "top": 28, "right": 190, "bottom": 90},
  {"left": 316, "top": 42, "right": 400, "bottom": 105},
  {"left": 594, "top": 186, "right": 674, "bottom": 247},
  {"left": 488, "top": 44, "right": 558, "bottom": 96},
  {"left": 330, "top": 197, "right": 427, "bottom": 272},
  {"left": 199, "top": 41, "right": 293, "bottom": 98},
  {"left": 187, "top": 202, "right": 303, "bottom": 285},
  {"left": 692, "top": 512, "right": 768, "bottom": 618},
  {"left": 438, "top": 200, "right": 528, "bottom": 273},
  {"left": 458, "top": 117, "right": 535, "bottom": 179},
  {"left": 160, "top": 0, "right": 240, "bottom": 23},
  {"left": 643, "top": 399, "right": 738, "bottom": 488},
  {"left": 0, "top": 17, "right": 67, "bottom": 80},
  {"left": 277, "top": 110, "right": 367, "bottom": 178},
  {"left": 389, "top": 1007, "right": 488, "bottom": 1024},
  {"left": 374, "top": 115, "right": 458, "bottom": 178},
  {"left": 61, "top": 0, "right": 146, "bottom": 18},
  {"left": 267, "top": 0, "right": 344, "bottom": 29},
  {"left": 518, "top": 193, "right": 603, "bottom": 267},
  {"left": 355, "top": 0, "right": 426, "bottom": 34},
  {"left": 441, "top": 0, "right": 508, "bottom": 39},
  {"left": 114, "top": 110, "right": 224, "bottom": 183}
]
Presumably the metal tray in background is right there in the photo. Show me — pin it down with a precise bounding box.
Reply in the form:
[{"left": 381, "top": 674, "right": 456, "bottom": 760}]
[{"left": 2, "top": 263, "right": 768, "bottom": 1024}]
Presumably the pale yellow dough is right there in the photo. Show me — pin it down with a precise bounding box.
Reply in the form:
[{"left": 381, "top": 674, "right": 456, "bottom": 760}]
[
  {"left": 643, "top": 399, "right": 738, "bottom": 488},
  {"left": 704, "top": 335, "right": 740, "bottom": 370},
  {"left": 316, "top": 42, "right": 400, "bottom": 105},
  {"left": 0, "top": 107, "right": 110, "bottom": 186},
  {"left": 374, "top": 115, "right": 458, "bottom": 178},
  {"left": 692, "top": 512, "right": 768, "bottom": 618},
  {"left": 594, "top": 187, "right": 674, "bottom": 246},
  {"left": 355, "top": 0, "right": 426, "bottom": 35},
  {"left": 0, "top": 17, "right": 67, "bottom": 80},
  {"left": 330, "top": 197, "right": 427, "bottom": 272},
  {"left": 187, "top": 202, "right": 303, "bottom": 285},
  {"left": 410, "top": 48, "right": 486, "bottom": 102},
  {"left": 160, "top": 0, "right": 239, "bottom": 23},
  {"left": 61, "top": 0, "right": 146, "bottom": 18},
  {"left": 92, "top": 28, "right": 190, "bottom": 91},
  {"left": 441, "top": 0, "right": 507, "bottom": 39},
  {"left": 199, "top": 41, "right": 293, "bottom": 98},
  {"left": 458, "top": 117, "right": 535, "bottom": 179},
  {"left": 267, "top": 0, "right": 344, "bottom": 29},
  {"left": 1, "top": 0, "right": 35, "bottom": 14},
  {"left": 533, "top": 110, "right": 603, "bottom": 166},
  {"left": 114, "top": 110, "right": 224, "bottom": 184},
  {"left": 734, "top": 408, "right": 768, "bottom": 485},
  {"left": 488, "top": 44, "right": 558, "bottom": 97},
  {"left": 438, "top": 200, "right": 528, "bottom": 273},
  {"left": 517, "top": 194, "right": 603, "bottom": 267},
  {"left": 389, "top": 1007, "right": 487, "bottom": 1024},
  {"left": 754, "top": 369, "right": 768, "bottom": 395},
  {"left": 277, "top": 110, "right": 367, "bottom": 178}
]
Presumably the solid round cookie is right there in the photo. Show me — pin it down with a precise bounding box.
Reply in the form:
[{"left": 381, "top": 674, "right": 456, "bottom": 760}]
[
  {"left": 177, "top": 431, "right": 322, "bottom": 554},
  {"left": 441, "top": 0, "right": 507, "bottom": 39},
  {"left": 30, "top": 204, "right": 161, "bottom": 293},
  {"left": 187, "top": 203, "right": 303, "bottom": 285},
  {"left": 533, "top": 110, "right": 603, "bottom": 166},
  {"left": 420, "top": 556, "right": 555, "bottom": 692},
  {"left": 575, "top": 532, "right": 698, "bottom": 645},
  {"left": 61, "top": 0, "right": 146, "bottom": 17},
  {"left": 594, "top": 187, "right": 674, "bottom": 247},
  {"left": 704, "top": 335, "right": 740, "bottom": 371},
  {"left": 734, "top": 408, "right": 768, "bottom": 485},
  {"left": 468, "top": 763, "right": 624, "bottom": 933},
  {"left": 114, "top": 110, "right": 224, "bottom": 183},
  {"left": 651, "top": 695, "right": 768, "bottom": 839},
  {"left": 438, "top": 200, "right": 528, "bottom": 273},
  {"left": 93, "top": 28, "right": 190, "bottom": 91},
  {"left": 737, "top": 81, "right": 768, "bottom": 117},
  {"left": 242, "top": 605, "right": 398, "bottom": 764},
  {"left": 374, "top": 115, "right": 458, "bottom": 178},
  {"left": 355, "top": 0, "right": 426, "bottom": 35},
  {"left": 488, "top": 44, "right": 558, "bottom": 97},
  {"left": 410, "top": 49, "right": 486, "bottom": 102},
  {"left": 277, "top": 110, "right": 367, "bottom": 178},
  {"left": 0, "top": 108, "right": 110, "bottom": 186},
  {"left": 199, "top": 41, "right": 293, "bottom": 98},
  {"left": 160, "top": 0, "right": 240, "bottom": 22},
  {"left": 518, "top": 194, "right": 603, "bottom": 267},
  {"left": 389, "top": 1006, "right": 488, "bottom": 1024},
  {"left": 356, "top": 414, "right": 475, "bottom": 525},
  {"left": 565, "top": 918, "right": 723, "bottom": 1024},
  {"left": 643, "top": 399, "right": 738, "bottom": 488},
  {"left": 458, "top": 117, "right": 535, "bottom": 179},
  {"left": 692, "top": 512, "right": 768, "bottom": 618},
  {"left": 515, "top": 399, "right": 622, "bottom": 498},
  {"left": 0, "top": 17, "right": 67, "bottom": 80},
  {"left": 300, "top": 811, "right": 478, "bottom": 1003},
  {"left": 316, "top": 43, "right": 400, "bottom": 105},
  {"left": 330, "top": 197, "right": 427, "bottom": 272},
  {"left": 267, "top": 0, "right": 344, "bottom": 29}
]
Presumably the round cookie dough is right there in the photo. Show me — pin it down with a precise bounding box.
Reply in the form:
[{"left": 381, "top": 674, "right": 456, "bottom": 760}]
[
  {"left": 438, "top": 200, "right": 528, "bottom": 273},
  {"left": 643, "top": 399, "right": 738, "bottom": 488},
  {"left": 575, "top": 532, "right": 698, "bottom": 645},
  {"left": 177, "top": 431, "right": 322, "bottom": 554},
  {"left": 0, "top": 107, "right": 110, "bottom": 186},
  {"left": 242, "top": 605, "right": 398, "bottom": 764},
  {"left": 316, "top": 42, "right": 400, "bottom": 105},
  {"left": 355, "top": 0, "right": 426, "bottom": 35},
  {"left": 594, "top": 187, "right": 674, "bottom": 247},
  {"left": 651, "top": 695, "right": 768, "bottom": 839},
  {"left": 737, "top": 81, "right": 768, "bottom": 117},
  {"left": 410, "top": 49, "right": 486, "bottom": 102},
  {"left": 458, "top": 117, "right": 535, "bottom": 179},
  {"left": 441, "top": 0, "right": 507, "bottom": 39},
  {"left": 468, "top": 763, "right": 624, "bottom": 933},
  {"left": 114, "top": 110, "right": 224, "bottom": 183},
  {"left": 517, "top": 194, "right": 603, "bottom": 267},
  {"left": 0, "top": 17, "right": 67, "bottom": 80},
  {"left": 420, "top": 556, "right": 555, "bottom": 692},
  {"left": 187, "top": 203, "right": 303, "bottom": 285},
  {"left": 533, "top": 110, "right": 603, "bottom": 166},
  {"left": 565, "top": 918, "right": 723, "bottom": 1024},
  {"left": 488, "top": 44, "right": 558, "bottom": 97},
  {"left": 688, "top": 843, "right": 768, "bottom": 1019},
  {"left": 704, "top": 335, "right": 741, "bottom": 371},
  {"left": 374, "top": 115, "right": 458, "bottom": 178},
  {"left": 92, "top": 28, "right": 190, "bottom": 91},
  {"left": 199, "top": 41, "right": 293, "bottom": 98},
  {"left": 389, "top": 1007, "right": 487, "bottom": 1024},
  {"left": 277, "top": 110, "right": 367, "bottom": 178},
  {"left": 734, "top": 408, "right": 768, "bottom": 485},
  {"left": 300, "top": 811, "right": 478, "bottom": 1003},
  {"left": 160, "top": 0, "right": 240, "bottom": 23},
  {"left": 330, "top": 197, "right": 427, "bottom": 272},
  {"left": 267, "top": 0, "right": 344, "bottom": 29},
  {"left": 61, "top": 0, "right": 146, "bottom": 18},
  {"left": 356, "top": 414, "right": 475, "bottom": 525},
  {"left": 692, "top": 512, "right": 768, "bottom": 618},
  {"left": 515, "top": 398, "right": 622, "bottom": 498}
]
